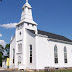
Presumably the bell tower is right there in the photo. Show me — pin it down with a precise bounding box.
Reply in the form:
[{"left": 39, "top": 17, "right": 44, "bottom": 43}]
[
  {"left": 21, "top": 0, "right": 33, "bottom": 21},
  {"left": 10, "top": 0, "right": 38, "bottom": 69},
  {"left": 18, "top": 0, "right": 37, "bottom": 26}
]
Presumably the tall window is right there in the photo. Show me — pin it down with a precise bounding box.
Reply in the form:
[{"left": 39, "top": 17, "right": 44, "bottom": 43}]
[
  {"left": 18, "top": 43, "right": 22, "bottom": 53},
  {"left": 13, "top": 49, "right": 15, "bottom": 63},
  {"left": 64, "top": 47, "right": 67, "bottom": 63},
  {"left": 54, "top": 45, "right": 58, "bottom": 63},
  {"left": 30, "top": 45, "right": 32, "bottom": 63}
]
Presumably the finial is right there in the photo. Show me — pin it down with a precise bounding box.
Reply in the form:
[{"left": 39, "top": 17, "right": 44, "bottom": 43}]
[{"left": 26, "top": 0, "right": 28, "bottom": 3}]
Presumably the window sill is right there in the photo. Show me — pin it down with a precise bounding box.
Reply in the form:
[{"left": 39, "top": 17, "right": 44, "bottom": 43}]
[
  {"left": 29, "top": 63, "right": 32, "bottom": 64},
  {"left": 54, "top": 63, "right": 58, "bottom": 64},
  {"left": 17, "top": 52, "right": 22, "bottom": 54}
]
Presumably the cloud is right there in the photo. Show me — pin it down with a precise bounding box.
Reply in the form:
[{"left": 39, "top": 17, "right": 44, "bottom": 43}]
[
  {"left": 0, "top": 23, "right": 17, "bottom": 29},
  {"left": 0, "top": 40, "right": 6, "bottom": 47},
  {"left": 0, "top": 33, "right": 2, "bottom": 37}
]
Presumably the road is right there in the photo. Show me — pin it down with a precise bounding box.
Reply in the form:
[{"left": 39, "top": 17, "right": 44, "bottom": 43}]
[
  {"left": 0, "top": 71, "right": 11, "bottom": 72},
  {"left": 0, "top": 70, "right": 23, "bottom": 72},
  {"left": 0, "top": 70, "right": 26, "bottom": 72}
]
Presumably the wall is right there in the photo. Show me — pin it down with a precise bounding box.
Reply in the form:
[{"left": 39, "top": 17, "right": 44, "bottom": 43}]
[
  {"left": 25, "top": 29, "right": 36, "bottom": 69},
  {"left": 48, "top": 41, "right": 72, "bottom": 68},
  {"left": 36, "top": 35, "right": 49, "bottom": 69},
  {"left": 9, "top": 36, "right": 16, "bottom": 68},
  {"left": 15, "top": 23, "right": 24, "bottom": 68},
  {"left": 36, "top": 35, "right": 72, "bottom": 69}
]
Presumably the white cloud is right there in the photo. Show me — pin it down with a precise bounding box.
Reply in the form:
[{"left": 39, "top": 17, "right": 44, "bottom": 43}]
[
  {"left": 0, "top": 40, "right": 6, "bottom": 47},
  {"left": 0, "top": 23, "right": 17, "bottom": 29},
  {"left": 0, "top": 33, "right": 2, "bottom": 37}
]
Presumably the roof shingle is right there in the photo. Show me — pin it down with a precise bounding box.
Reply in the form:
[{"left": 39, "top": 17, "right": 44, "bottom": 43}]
[{"left": 38, "top": 30, "right": 72, "bottom": 42}]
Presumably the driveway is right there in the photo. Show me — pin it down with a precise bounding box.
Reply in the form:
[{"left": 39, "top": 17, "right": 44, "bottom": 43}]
[
  {"left": 0, "top": 70, "right": 11, "bottom": 72},
  {"left": 0, "top": 70, "right": 23, "bottom": 72}
]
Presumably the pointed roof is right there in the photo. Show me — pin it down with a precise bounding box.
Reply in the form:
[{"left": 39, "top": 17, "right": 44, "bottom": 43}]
[
  {"left": 22, "top": 1, "right": 32, "bottom": 9},
  {"left": 26, "top": 0, "right": 28, "bottom": 3}
]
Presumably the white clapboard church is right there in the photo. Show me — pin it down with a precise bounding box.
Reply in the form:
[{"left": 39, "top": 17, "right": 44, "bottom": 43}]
[{"left": 10, "top": 0, "right": 72, "bottom": 70}]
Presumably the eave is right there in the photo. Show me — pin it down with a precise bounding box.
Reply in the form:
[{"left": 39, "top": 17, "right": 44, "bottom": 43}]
[{"left": 48, "top": 38, "right": 72, "bottom": 45}]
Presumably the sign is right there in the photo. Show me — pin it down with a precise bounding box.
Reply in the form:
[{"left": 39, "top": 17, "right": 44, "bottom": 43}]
[{"left": 7, "top": 58, "right": 9, "bottom": 66}]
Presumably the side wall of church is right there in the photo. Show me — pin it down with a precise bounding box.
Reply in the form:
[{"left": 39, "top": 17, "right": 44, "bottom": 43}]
[
  {"left": 36, "top": 36, "right": 49, "bottom": 69},
  {"left": 36, "top": 36, "right": 72, "bottom": 69},
  {"left": 9, "top": 36, "right": 16, "bottom": 68},
  {"left": 48, "top": 41, "right": 72, "bottom": 68}
]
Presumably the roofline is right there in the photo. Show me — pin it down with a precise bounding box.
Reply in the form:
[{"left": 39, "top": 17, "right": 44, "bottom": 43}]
[
  {"left": 48, "top": 38, "right": 72, "bottom": 45},
  {"left": 36, "top": 34, "right": 72, "bottom": 44},
  {"left": 10, "top": 35, "right": 15, "bottom": 44},
  {"left": 36, "top": 34, "right": 48, "bottom": 38},
  {"left": 17, "top": 21, "right": 38, "bottom": 26}
]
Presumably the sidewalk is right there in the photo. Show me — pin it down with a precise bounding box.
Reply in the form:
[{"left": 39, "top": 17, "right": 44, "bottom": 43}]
[{"left": 0, "top": 67, "right": 5, "bottom": 70}]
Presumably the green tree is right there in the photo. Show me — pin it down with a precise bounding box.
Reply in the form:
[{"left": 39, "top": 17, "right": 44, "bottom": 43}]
[
  {"left": 5, "top": 44, "right": 10, "bottom": 57},
  {"left": 0, "top": 45, "right": 4, "bottom": 67}
]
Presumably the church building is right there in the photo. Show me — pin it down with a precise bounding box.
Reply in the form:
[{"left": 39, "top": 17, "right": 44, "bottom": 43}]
[{"left": 10, "top": 0, "right": 72, "bottom": 70}]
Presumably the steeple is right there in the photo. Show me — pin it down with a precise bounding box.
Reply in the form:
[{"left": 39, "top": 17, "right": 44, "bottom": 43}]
[
  {"left": 18, "top": 0, "right": 37, "bottom": 25},
  {"left": 26, "top": 0, "right": 28, "bottom": 3}
]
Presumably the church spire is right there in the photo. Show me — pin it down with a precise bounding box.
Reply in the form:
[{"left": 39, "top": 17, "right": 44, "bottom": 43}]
[
  {"left": 26, "top": 0, "right": 28, "bottom": 3},
  {"left": 18, "top": 0, "right": 37, "bottom": 25}
]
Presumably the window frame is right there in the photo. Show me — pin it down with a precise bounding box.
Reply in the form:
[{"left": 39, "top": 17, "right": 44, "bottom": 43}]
[
  {"left": 54, "top": 45, "right": 58, "bottom": 64},
  {"left": 30, "top": 45, "right": 32, "bottom": 63},
  {"left": 18, "top": 43, "right": 22, "bottom": 53},
  {"left": 13, "top": 49, "right": 15, "bottom": 63},
  {"left": 18, "top": 56, "right": 21, "bottom": 64},
  {"left": 64, "top": 47, "right": 67, "bottom": 63}
]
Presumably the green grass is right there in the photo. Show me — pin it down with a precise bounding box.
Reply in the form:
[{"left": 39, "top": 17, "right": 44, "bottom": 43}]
[
  {"left": 50, "top": 69, "right": 72, "bottom": 72},
  {"left": 36, "top": 69, "right": 72, "bottom": 72}
]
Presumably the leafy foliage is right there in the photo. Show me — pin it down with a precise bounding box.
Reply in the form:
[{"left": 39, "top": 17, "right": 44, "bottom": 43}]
[
  {"left": 0, "top": 45, "right": 4, "bottom": 67},
  {"left": 0, "top": 45, "right": 4, "bottom": 53},
  {"left": 0, "top": 44, "right": 10, "bottom": 67},
  {"left": 5, "top": 44, "right": 10, "bottom": 57}
]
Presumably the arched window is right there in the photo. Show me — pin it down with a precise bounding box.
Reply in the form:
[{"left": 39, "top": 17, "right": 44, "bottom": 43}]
[
  {"left": 30, "top": 45, "right": 32, "bottom": 63},
  {"left": 18, "top": 43, "right": 22, "bottom": 53},
  {"left": 18, "top": 56, "right": 21, "bottom": 64},
  {"left": 64, "top": 47, "right": 67, "bottom": 63},
  {"left": 54, "top": 45, "right": 58, "bottom": 63}
]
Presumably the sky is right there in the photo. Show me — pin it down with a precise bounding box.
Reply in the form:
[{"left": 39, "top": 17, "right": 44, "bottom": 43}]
[{"left": 0, "top": 0, "right": 72, "bottom": 47}]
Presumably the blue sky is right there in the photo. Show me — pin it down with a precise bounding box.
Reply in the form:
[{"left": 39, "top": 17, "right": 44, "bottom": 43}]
[{"left": 0, "top": 0, "right": 72, "bottom": 47}]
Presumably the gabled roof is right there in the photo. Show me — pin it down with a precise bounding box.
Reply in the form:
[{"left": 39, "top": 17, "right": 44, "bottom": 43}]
[
  {"left": 28, "top": 29, "right": 72, "bottom": 42},
  {"left": 38, "top": 30, "right": 72, "bottom": 42}
]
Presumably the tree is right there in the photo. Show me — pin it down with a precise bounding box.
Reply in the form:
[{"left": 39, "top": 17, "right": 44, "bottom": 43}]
[
  {"left": 5, "top": 44, "right": 10, "bottom": 57},
  {"left": 0, "top": 45, "right": 4, "bottom": 53},
  {"left": 0, "top": 45, "right": 4, "bottom": 67}
]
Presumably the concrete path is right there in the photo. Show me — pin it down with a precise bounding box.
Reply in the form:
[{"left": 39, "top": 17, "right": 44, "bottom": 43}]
[
  {"left": 0, "top": 67, "right": 5, "bottom": 70},
  {"left": 0, "top": 71, "right": 25, "bottom": 72},
  {"left": 0, "top": 70, "right": 18, "bottom": 72}
]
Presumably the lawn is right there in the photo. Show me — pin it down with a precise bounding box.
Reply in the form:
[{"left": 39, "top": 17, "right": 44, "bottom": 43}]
[
  {"left": 51, "top": 69, "right": 72, "bottom": 72},
  {"left": 36, "top": 69, "right": 72, "bottom": 72}
]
